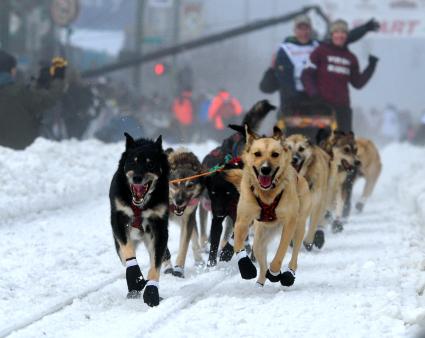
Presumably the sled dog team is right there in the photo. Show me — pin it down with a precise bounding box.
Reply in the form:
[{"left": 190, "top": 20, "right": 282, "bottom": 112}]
[{"left": 109, "top": 100, "right": 382, "bottom": 307}]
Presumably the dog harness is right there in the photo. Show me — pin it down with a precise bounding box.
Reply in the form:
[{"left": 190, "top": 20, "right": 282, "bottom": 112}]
[
  {"left": 251, "top": 186, "right": 284, "bottom": 222},
  {"left": 130, "top": 204, "right": 145, "bottom": 233}
]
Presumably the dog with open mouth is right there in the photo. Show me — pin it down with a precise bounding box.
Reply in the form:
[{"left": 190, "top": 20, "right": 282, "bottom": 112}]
[
  {"left": 285, "top": 134, "right": 331, "bottom": 251},
  {"left": 109, "top": 132, "right": 170, "bottom": 307},
  {"left": 225, "top": 126, "right": 312, "bottom": 287},
  {"left": 199, "top": 100, "right": 275, "bottom": 267},
  {"left": 163, "top": 148, "right": 204, "bottom": 278},
  {"left": 317, "top": 129, "right": 360, "bottom": 233}
]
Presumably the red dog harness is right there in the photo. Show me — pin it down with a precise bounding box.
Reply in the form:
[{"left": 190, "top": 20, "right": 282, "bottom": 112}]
[
  {"left": 130, "top": 203, "right": 145, "bottom": 233},
  {"left": 251, "top": 186, "right": 284, "bottom": 222}
]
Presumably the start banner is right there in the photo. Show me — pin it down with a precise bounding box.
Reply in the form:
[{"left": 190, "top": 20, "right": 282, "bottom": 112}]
[{"left": 318, "top": 0, "right": 425, "bottom": 37}]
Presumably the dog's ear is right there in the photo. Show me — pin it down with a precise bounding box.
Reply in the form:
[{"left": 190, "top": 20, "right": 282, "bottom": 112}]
[
  {"left": 124, "top": 132, "right": 135, "bottom": 149},
  {"left": 155, "top": 135, "right": 163, "bottom": 148},
  {"left": 228, "top": 124, "right": 245, "bottom": 136},
  {"left": 245, "top": 124, "right": 259, "bottom": 147},
  {"left": 306, "top": 137, "right": 313, "bottom": 146},
  {"left": 272, "top": 126, "right": 284, "bottom": 140}
]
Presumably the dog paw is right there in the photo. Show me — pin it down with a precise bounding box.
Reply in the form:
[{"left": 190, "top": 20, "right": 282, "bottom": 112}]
[
  {"left": 219, "top": 242, "right": 234, "bottom": 262},
  {"left": 163, "top": 267, "right": 174, "bottom": 275},
  {"left": 126, "top": 265, "right": 147, "bottom": 293},
  {"left": 314, "top": 229, "right": 325, "bottom": 249},
  {"left": 126, "top": 290, "right": 142, "bottom": 299},
  {"left": 237, "top": 251, "right": 257, "bottom": 280},
  {"left": 303, "top": 241, "right": 313, "bottom": 251},
  {"left": 207, "top": 258, "right": 217, "bottom": 267},
  {"left": 332, "top": 219, "right": 344, "bottom": 233},
  {"left": 143, "top": 283, "right": 160, "bottom": 307},
  {"left": 171, "top": 266, "right": 185, "bottom": 278},
  {"left": 355, "top": 202, "right": 364, "bottom": 213},
  {"left": 280, "top": 269, "right": 295, "bottom": 287},
  {"left": 265, "top": 269, "right": 281, "bottom": 283}
]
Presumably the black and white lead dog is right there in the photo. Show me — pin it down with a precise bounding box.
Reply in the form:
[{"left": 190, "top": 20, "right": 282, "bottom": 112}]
[{"left": 109, "top": 132, "right": 170, "bottom": 307}]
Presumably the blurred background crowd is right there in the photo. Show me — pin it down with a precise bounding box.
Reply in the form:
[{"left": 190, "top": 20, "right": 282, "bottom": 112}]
[{"left": 1, "top": 0, "right": 425, "bottom": 149}]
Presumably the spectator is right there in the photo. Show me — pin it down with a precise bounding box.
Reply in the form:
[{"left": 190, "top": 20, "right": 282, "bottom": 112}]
[
  {"left": 0, "top": 51, "right": 66, "bottom": 150},
  {"left": 381, "top": 104, "right": 401, "bottom": 143},
  {"left": 302, "top": 19, "right": 378, "bottom": 132},
  {"left": 172, "top": 90, "right": 194, "bottom": 142},
  {"left": 208, "top": 89, "right": 243, "bottom": 131},
  {"left": 266, "top": 15, "right": 379, "bottom": 129}
]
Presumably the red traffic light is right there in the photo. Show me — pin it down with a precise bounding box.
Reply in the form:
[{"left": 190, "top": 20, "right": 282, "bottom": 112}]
[{"left": 154, "top": 63, "right": 165, "bottom": 76}]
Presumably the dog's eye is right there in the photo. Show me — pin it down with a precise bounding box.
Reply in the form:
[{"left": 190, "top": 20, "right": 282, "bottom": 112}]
[
  {"left": 254, "top": 151, "right": 262, "bottom": 157},
  {"left": 226, "top": 191, "right": 230, "bottom": 195},
  {"left": 299, "top": 147, "right": 305, "bottom": 152},
  {"left": 344, "top": 147, "right": 350, "bottom": 154},
  {"left": 187, "top": 182, "right": 194, "bottom": 188},
  {"left": 211, "top": 191, "right": 216, "bottom": 195},
  {"left": 271, "top": 152, "right": 279, "bottom": 158}
]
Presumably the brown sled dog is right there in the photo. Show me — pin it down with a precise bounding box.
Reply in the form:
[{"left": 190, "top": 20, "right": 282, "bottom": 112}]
[
  {"left": 226, "top": 126, "right": 311, "bottom": 287},
  {"left": 354, "top": 138, "right": 382, "bottom": 212},
  {"left": 285, "top": 134, "right": 330, "bottom": 251},
  {"left": 164, "top": 148, "right": 204, "bottom": 278}
]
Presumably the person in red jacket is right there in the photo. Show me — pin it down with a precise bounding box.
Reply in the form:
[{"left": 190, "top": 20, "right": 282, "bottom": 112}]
[
  {"left": 208, "top": 89, "right": 243, "bottom": 130},
  {"left": 301, "top": 19, "right": 378, "bottom": 132}
]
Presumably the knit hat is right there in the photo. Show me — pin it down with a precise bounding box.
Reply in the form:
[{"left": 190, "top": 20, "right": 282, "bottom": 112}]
[
  {"left": 330, "top": 19, "right": 349, "bottom": 33},
  {"left": 294, "top": 15, "right": 311, "bottom": 28},
  {"left": 0, "top": 50, "right": 17, "bottom": 73}
]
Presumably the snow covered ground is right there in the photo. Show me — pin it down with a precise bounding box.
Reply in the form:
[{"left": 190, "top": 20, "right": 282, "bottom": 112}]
[{"left": 0, "top": 138, "right": 424, "bottom": 338}]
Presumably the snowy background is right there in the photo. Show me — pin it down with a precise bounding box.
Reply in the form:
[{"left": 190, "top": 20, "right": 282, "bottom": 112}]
[{"left": 0, "top": 138, "right": 424, "bottom": 337}]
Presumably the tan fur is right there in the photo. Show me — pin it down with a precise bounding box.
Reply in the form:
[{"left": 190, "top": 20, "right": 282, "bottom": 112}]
[
  {"left": 322, "top": 132, "right": 358, "bottom": 221},
  {"left": 231, "top": 127, "right": 312, "bottom": 285},
  {"left": 285, "top": 134, "right": 330, "bottom": 245},
  {"left": 355, "top": 138, "right": 382, "bottom": 207}
]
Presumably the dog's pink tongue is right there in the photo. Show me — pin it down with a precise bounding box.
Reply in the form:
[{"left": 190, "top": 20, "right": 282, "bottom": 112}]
[
  {"left": 132, "top": 184, "right": 148, "bottom": 199},
  {"left": 258, "top": 175, "right": 272, "bottom": 188}
]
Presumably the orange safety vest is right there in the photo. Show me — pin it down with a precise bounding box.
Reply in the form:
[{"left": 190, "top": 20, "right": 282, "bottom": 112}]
[
  {"left": 208, "top": 91, "right": 242, "bottom": 130},
  {"left": 173, "top": 91, "right": 193, "bottom": 126}
]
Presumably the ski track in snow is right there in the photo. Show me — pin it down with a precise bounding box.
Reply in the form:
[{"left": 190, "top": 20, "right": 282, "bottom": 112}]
[{"left": 0, "top": 140, "right": 425, "bottom": 338}]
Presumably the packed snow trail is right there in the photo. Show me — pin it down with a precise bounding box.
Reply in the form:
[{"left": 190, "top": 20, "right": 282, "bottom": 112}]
[{"left": 0, "top": 139, "right": 424, "bottom": 337}]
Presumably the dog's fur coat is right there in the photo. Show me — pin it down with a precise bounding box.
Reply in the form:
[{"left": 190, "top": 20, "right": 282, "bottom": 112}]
[
  {"left": 226, "top": 126, "right": 312, "bottom": 286},
  {"left": 109, "top": 133, "right": 169, "bottom": 306}
]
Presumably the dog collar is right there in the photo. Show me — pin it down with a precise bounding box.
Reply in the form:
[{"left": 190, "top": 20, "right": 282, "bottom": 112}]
[{"left": 251, "top": 186, "right": 284, "bottom": 222}]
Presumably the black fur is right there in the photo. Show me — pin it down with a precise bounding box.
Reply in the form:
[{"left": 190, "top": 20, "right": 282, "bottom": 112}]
[
  {"left": 109, "top": 133, "right": 169, "bottom": 306},
  {"left": 201, "top": 100, "right": 275, "bottom": 267}
]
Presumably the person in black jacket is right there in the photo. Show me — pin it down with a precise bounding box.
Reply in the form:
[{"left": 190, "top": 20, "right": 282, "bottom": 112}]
[{"left": 0, "top": 51, "right": 67, "bottom": 150}]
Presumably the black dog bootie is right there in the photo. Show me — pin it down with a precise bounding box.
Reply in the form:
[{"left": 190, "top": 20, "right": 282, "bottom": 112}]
[
  {"left": 237, "top": 250, "right": 257, "bottom": 279},
  {"left": 143, "top": 281, "right": 160, "bottom": 307}
]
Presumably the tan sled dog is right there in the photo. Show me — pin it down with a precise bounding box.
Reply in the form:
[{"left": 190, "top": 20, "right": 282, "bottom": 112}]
[
  {"left": 285, "top": 134, "right": 330, "bottom": 251},
  {"left": 319, "top": 131, "right": 359, "bottom": 232},
  {"left": 354, "top": 138, "right": 382, "bottom": 212},
  {"left": 226, "top": 126, "right": 311, "bottom": 287}
]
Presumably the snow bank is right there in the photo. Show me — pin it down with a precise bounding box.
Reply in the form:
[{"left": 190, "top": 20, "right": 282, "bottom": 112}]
[
  {"left": 377, "top": 143, "right": 425, "bottom": 230},
  {"left": 0, "top": 138, "right": 217, "bottom": 221}
]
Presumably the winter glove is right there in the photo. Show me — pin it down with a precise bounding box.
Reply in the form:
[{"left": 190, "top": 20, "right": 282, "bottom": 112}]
[
  {"left": 365, "top": 18, "right": 380, "bottom": 32},
  {"left": 368, "top": 54, "right": 379, "bottom": 65},
  {"left": 50, "top": 57, "right": 68, "bottom": 79}
]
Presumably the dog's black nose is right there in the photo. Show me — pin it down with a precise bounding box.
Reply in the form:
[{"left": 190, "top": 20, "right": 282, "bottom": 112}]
[
  {"left": 133, "top": 175, "right": 143, "bottom": 184},
  {"left": 260, "top": 166, "right": 272, "bottom": 175},
  {"left": 175, "top": 198, "right": 185, "bottom": 207},
  {"left": 355, "top": 160, "right": 361, "bottom": 167}
]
